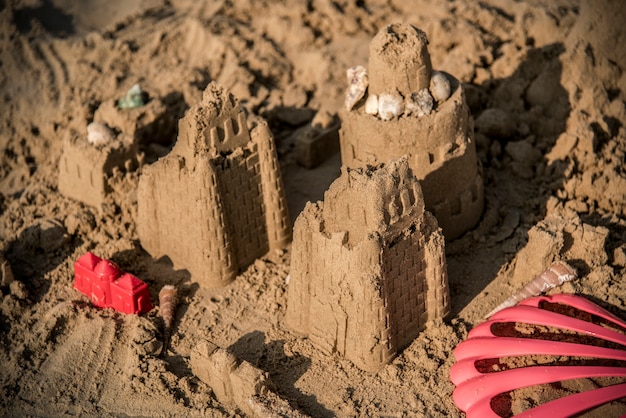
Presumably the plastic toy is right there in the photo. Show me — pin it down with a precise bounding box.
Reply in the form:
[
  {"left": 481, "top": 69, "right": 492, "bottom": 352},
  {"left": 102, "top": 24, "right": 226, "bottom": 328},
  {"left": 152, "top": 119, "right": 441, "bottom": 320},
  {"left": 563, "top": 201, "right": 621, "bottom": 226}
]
[
  {"left": 450, "top": 294, "right": 626, "bottom": 417},
  {"left": 74, "top": 252, "right": 153, "bottom": 314}
]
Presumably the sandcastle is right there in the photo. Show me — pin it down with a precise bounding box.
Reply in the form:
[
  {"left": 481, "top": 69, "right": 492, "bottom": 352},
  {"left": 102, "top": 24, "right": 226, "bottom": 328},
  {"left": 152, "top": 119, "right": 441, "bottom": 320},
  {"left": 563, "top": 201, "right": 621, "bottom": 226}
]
[
  {"left": 340, "top": 23, "right": 484, "bottom": 240},
  {"left": 285, "top": 157, "right": 449, "bottom": 372},
  {"left": 58, "top": 84, "right": 174, "bottom": 207},
  {"left": 137, "top": 82, "right": 291, "bottom": 288},
  {"left": 58, "top": 128, "right": 140, "bottom": 207}
]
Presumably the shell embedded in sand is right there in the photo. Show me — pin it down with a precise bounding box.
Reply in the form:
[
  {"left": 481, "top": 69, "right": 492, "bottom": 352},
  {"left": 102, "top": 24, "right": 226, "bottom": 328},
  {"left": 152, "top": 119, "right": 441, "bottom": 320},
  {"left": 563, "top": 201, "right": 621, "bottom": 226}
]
[
  {"left": 405, "top": 89, "right": 433, "bottom": 117},
  {"left": 485, "top": 261, "right": 577, "bottom": 318},
  {"left": 159, "top": 285, "right": 177, "bottom": 330},
  {"left": 159, "top": 284, "right": 178, "bottom": 356},
  {"left": 430, "top": 71, "right": 451, "bottom": 102},
  {"left": 344, "top": 65, "right": 369, "bottom": 111},
  {"left": 378, "top": 93, "right": 404, "bottom": 120},
  {"left": 87, "top": 122, "right": 115, "bottom": 146},
  {"left": 365, "top": 94, "right": 379, "bottom": 115}
]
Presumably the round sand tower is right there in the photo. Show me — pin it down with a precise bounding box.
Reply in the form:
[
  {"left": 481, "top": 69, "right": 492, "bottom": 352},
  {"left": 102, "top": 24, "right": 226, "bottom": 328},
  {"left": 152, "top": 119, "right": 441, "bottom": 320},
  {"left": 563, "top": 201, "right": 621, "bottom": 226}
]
[{"left": 339, "top": 23, "right": 484, "bottom": 240}]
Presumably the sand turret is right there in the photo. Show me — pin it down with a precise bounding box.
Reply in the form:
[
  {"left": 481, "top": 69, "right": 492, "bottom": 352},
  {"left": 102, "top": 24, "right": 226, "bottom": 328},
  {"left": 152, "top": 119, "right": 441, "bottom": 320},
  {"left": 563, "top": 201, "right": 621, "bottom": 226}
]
[
  {"left": 137, "top": 82, "right": 291, "bottom": 287},
  {"left": 368, "top": 24, "right": 432, "bottom": 98},
  {"left": 285, "top": 157, "right": 449, "bottom": 372},
  {"left": 340, "top": 23, "right": 484, "bottom": 240}
]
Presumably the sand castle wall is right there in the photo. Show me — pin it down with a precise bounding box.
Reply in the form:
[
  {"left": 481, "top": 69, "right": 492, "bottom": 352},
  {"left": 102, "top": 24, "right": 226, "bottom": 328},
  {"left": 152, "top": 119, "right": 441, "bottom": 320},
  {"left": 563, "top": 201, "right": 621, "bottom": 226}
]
[
  {"left": 340, "top": 24, "right": 484, "bottom": 240},
  {"left": 137, "top": 82, "right": 291, "bottom": 287},
  {"left": 286, "top": 158, "right": 449, "bottom": 372},
  {"left": 190, "top": 340, "right": 308, "bottom": 417}
]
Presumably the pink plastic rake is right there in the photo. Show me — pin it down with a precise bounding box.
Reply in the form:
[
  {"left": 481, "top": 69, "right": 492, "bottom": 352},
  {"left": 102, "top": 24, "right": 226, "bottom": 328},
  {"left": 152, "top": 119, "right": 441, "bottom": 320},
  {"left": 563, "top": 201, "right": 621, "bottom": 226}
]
[{"left": 450, "top": 294, "right": 626, "bottom": 417}]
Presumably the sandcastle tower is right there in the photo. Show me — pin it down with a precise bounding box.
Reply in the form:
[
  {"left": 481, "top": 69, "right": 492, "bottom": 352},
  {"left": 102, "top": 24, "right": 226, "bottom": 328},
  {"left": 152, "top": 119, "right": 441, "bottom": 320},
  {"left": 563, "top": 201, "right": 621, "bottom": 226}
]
[
  {"left": 285, "top": 157, "right": 449, "bottom": 372},
  {"left": 58, "top": 130, "right": 139, "bottom": 207},
  {"left": 58, "top": 84, "right": 173, "bottom": 208},
  {"left": 340, "top": 23, "right": 484, "bottom": 240},
  {"left": 137, "top": 82, "right": 291, "bottom": 288}
]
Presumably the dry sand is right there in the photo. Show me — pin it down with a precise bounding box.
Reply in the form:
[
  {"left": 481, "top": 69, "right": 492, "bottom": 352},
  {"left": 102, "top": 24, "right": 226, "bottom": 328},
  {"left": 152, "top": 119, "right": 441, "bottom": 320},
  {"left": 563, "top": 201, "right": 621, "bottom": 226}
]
[{"left": 1, "top": 0, "right": 625, "bottom": 416}]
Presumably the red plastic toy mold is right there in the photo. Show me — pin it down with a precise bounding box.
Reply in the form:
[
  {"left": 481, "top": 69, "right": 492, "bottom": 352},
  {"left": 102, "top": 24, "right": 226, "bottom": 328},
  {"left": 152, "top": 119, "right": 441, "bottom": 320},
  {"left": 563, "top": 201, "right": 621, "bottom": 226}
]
[{"left": 74, "top": 252, "right": 153, "bottom": 314}]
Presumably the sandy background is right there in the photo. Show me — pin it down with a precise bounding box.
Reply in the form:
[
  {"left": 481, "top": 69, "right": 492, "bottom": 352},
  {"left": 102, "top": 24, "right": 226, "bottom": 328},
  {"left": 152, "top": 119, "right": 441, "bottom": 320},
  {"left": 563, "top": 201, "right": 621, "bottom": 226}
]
[{"left": 1, "top": 0, "right": 625, "bottom": 416}]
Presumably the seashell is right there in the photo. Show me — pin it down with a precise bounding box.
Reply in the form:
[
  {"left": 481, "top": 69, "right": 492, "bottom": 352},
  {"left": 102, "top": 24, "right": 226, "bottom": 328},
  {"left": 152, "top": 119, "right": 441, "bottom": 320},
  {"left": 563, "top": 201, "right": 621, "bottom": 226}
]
[
  {"left": 377, "top": 93, "right": 404, "bottom": 121},
  {"left": 485, "top": 261, "right": 577, "bottom": 318},
  {"left": 87, "top": 122, "right": 115, "bottom": 146},
  {"left": 365, "top": 94, "right": 378, "bottom": 115},
  {"left": 344, "top": 65, "right": 369, "bottom": 111},
  {"left": 451, "top": 293, "right": 626, "bottom": 418},
  {"left": 159, "top": 284, "right": 178, "bottom": 356},
  {"left": 117, "top": 83, "right": 147, "bottom": 109},
  {"left": 405, "top": 89, "right": 433, "bottom": 117},
  {"left": 429, "top": 71, "right": 451, "bottom": 102}
]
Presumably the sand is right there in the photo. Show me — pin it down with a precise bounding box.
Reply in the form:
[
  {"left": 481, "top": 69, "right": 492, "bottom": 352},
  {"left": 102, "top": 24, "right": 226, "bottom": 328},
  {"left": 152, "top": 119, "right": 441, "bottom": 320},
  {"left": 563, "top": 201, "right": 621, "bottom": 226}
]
[{"left": 1, "top": 0, "right": 625, "bottom": 416}]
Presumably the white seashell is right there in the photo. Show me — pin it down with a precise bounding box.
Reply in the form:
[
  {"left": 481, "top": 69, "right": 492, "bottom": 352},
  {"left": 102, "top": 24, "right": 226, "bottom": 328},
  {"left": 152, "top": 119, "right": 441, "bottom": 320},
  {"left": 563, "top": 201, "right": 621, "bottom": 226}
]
[
  {"left": 378, "top": 93, "right": 404, "bottom": 121},
  {"left": 485, "top": 261, "right": 577, "bottom": 318},
  {"left": 405, "top": 89, "right": 433, "bottom": 117},
  {"left": 344, "top": 65, "right": 368, "bottom": 111},
  {"left": 430, "top": 71, "right": 451, "bottom": 102},
  {"left": 365, "top": 94, "right": 378, "bottom": 115},
  {"left": 87, "top": 122, "right": 115, "bottom": 146}
]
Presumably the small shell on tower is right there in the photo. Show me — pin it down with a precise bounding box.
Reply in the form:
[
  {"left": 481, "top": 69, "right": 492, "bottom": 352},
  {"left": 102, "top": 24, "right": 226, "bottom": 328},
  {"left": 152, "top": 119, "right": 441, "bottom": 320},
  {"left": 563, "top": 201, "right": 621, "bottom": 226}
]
[
  {"left": 87, "top": 122, "right": 116, "bottom": 146},
  {"left": 344, "top": 65, "right": 369, "bottom": 111},
  {"left": 405, "top": 89, "right": 434, "bottom": 117},
  {"left": 430, "top": 71, "right": 451, "bottom": 102},
  {"left": 365, "top": 94, "right": 379, "bottom": 115},
  {"left": 378, "top": 93, "right": 404, "bottom": 121}
]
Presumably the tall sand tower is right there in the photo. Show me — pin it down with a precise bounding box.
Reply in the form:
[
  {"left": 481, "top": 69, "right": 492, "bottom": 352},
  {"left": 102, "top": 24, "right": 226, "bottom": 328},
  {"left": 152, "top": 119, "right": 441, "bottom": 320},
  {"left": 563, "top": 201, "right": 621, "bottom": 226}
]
[
  {"left": 340, "top": 23, "right": 484, "bottom": 240},
  {"left": 137, "top": 82, "right": 291, "bottom": 287},
  {"left": 286, "top": 157, "right": 449, "bottom": 372}
]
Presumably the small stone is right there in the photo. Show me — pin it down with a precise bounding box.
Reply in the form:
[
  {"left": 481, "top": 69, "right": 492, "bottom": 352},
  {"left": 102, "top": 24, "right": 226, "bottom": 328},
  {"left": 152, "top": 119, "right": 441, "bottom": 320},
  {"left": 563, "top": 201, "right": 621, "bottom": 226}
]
[
  {"left": 87, "top": 122, "right": 115, "bottom": 147},
  {"left": 429, "top": 71, "right": 451, "bottom": 102},
  {"left": 365, "top": 94, "right": 378, "bottom": 115},
  {"left": 405, "top": 89, "right": 433, "bottom": 117},
  {"left": 378, "top": 93, "right": 404, "bottom": 121},
  {"left": 117, "top": 83, "right": 147, "bottom": 109}
]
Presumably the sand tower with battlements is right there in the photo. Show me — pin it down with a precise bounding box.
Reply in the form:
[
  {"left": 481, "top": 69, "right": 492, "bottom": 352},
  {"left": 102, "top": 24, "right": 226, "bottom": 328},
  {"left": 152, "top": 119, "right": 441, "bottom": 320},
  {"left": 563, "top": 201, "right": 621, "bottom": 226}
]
[
  {"left": 285, "top": 157, "right": 449, "bottom": 372},
  {"left": 137, "top": 82, "right": 291, "bottom": 287},
  {"left": 340, "top": 23, "right": 484, "bottom": 240}
]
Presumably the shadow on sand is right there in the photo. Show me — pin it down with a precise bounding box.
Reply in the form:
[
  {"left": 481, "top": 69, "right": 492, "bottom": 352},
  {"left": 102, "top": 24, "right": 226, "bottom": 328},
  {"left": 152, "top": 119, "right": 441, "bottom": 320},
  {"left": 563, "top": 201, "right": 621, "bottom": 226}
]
[{"left": 446, "top": 42, "right": 572, "bottom": 317}]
